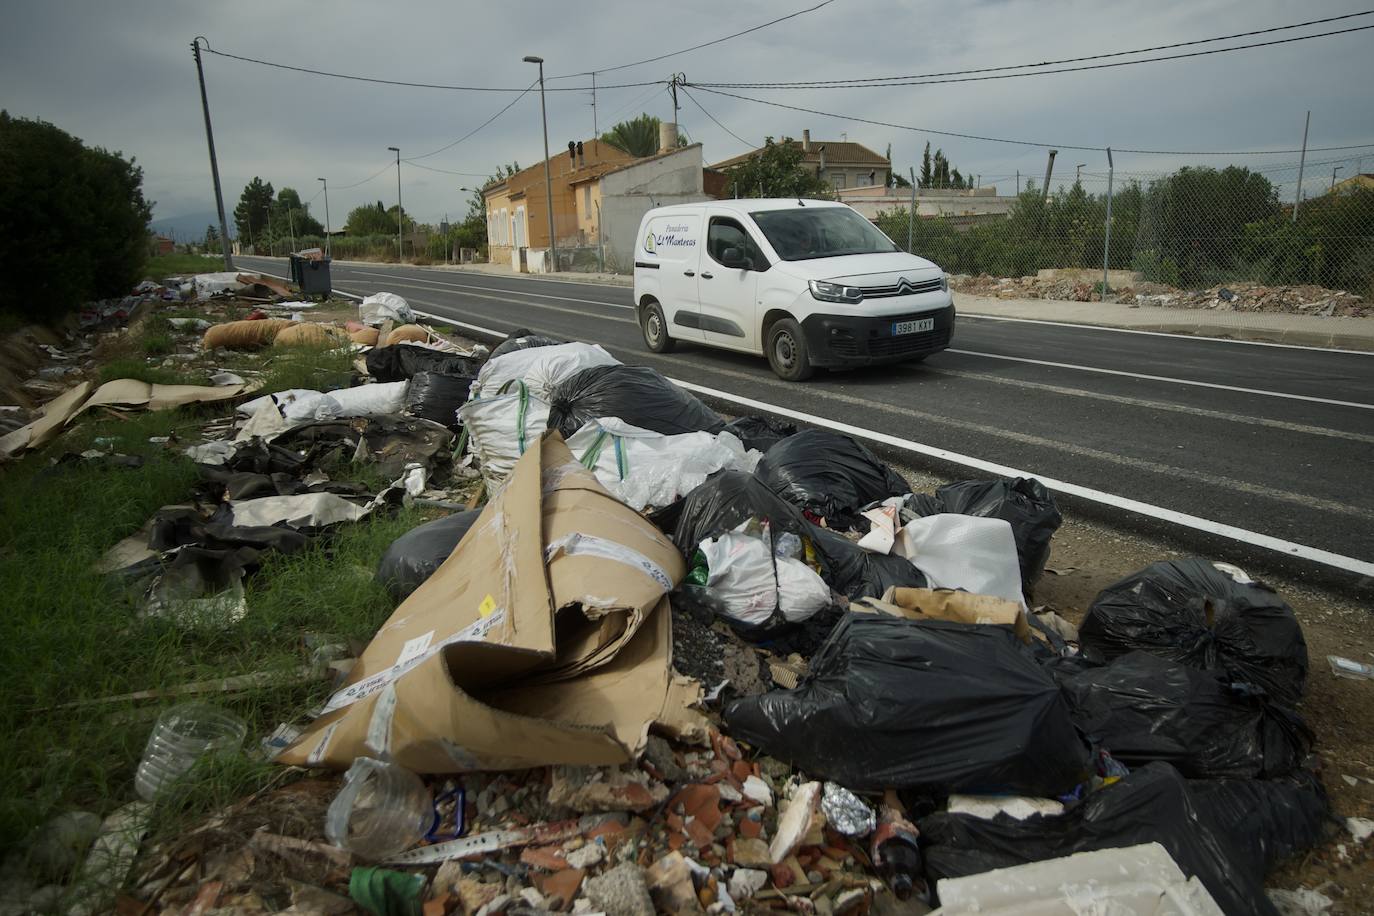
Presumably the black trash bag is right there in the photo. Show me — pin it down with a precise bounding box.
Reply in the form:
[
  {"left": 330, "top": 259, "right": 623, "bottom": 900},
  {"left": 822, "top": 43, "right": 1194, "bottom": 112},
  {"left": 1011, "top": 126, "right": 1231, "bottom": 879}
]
[
  {"left": 904, "top": 478, "right": 1062, "bottom": 587},
  {"left": 375, "top": 509, "right": 484, "bottom": 601},
  {"left": 547, "top": 365, "right": 725, "bottom": 438},
  {"left": 720, "top": 415, "right": 798, "bottom": 453},
  {"left": 1187, "top": 772, "right": 1331, "bottom": 875},
  {"left": 725, "top": 613, "right": 1089, "bottom": 795},
  {"left": 755, "top": 429, "right": 910, "bottom": 527},
  {"left": 919, "top": 762, "right": 1310, "bottom": 916},
  {"left": 365, "top": 343, "right": 485, "bottom": 383},
  {"left": 667, "top": 472, "right": 924, "bottom": 600},
  {"left": 404, "top": 371, "right": 473, "bottom": 429},
  {"left": 1062, "top": 651, "right": 1313, "bottom": 779},
  {"left": 1079, "top": 558, "right": 1308, "bottom": 705},
  {"left": 489, "top": 328, "right": 568, "bottom": 359}
]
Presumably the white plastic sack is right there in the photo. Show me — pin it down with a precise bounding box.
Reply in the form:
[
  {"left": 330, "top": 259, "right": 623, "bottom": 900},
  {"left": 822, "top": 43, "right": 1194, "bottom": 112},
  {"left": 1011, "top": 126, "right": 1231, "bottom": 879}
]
[
  {"left": 471, "top": 341, "right": 620, "bottom": 401},
  {"left": 697, "top": 530, "right": 830, "bottom": 626},
  {"left": 895, "top": 514, "right": 1025, "bottom": 607},
  {"left": 229, "top": 493, "right": 369, "bottom": 528},
  {"left": 192, "top": 272, "right": 246, "bottom": 297},
  {"left": 237, "top": 389, "right": 317, "bottom": 417},
  {"left": 565, "top": 417, "right": 759, "bottom": 511},
  {"left": 280, "top": 381, "right": 410, "bottom": 423},
  {"left": 358, "top": 292, "right": 414, "bottom": 327},
  {"left": 456, "top": 382, "right": 552, "bottom": 495}
]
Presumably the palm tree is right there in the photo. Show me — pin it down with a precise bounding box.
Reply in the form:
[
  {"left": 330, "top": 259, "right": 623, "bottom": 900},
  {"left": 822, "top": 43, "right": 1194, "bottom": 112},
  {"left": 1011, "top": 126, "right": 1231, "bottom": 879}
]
[{"left": 600, "top": 114, "right": 689, "bottom": 158}]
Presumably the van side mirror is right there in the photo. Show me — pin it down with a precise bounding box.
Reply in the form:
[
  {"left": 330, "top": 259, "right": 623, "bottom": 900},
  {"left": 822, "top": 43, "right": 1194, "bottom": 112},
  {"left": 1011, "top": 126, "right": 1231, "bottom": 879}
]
[{"left": 721, "top": 246, "right": 752, "bottom": 269}]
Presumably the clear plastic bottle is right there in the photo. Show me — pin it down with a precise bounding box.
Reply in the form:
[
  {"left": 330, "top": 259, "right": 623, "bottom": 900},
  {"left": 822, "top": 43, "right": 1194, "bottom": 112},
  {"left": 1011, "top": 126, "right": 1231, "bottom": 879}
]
[
  {"left": 325, "top": 757, "right": 433, "bottom": 861},
  {"left": 134, "top": 703, "right": 247, "bottom": 801}
]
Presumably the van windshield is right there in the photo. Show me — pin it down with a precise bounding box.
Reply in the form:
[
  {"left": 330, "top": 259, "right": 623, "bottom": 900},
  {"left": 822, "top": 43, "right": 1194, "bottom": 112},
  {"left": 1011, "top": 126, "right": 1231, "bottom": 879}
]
[{"left": 749, "top": 206, "right": 898, "bottom": 261}]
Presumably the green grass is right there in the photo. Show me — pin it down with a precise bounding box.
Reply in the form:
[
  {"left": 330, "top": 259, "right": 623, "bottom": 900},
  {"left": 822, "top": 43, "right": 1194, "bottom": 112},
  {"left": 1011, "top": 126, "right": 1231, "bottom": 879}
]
[
  {"left": 0, "top": 402, "right": 441, "bottom": 862},
  {"left": 250, "top": 346, "right": 356, "bottom": 395},
  {"left": 143, "top": 253, "right": 227, "bottom": 284},
  {"left": 97, "top": 358, "right": 208, "bottom": 387}
]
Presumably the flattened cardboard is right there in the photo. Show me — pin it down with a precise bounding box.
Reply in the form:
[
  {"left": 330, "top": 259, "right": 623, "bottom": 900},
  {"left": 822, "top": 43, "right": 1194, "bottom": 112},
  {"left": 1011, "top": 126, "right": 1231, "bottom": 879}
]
[
  {"left": 277, "top": 431, "right": 688, "bottom": 771},
  {"left": 79, "top": 379, "right": 252, "bottom": 414},
  {"left": 0, "top": 381, "right": 93, "bottom": 458},
  {"left": 860, "top": 586, "right": 1031, "bottom": 643}
]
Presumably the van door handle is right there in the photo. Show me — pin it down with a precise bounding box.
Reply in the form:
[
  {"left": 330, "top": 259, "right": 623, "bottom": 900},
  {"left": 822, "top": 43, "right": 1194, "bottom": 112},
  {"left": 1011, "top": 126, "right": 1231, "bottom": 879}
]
[
  {"left": 700, "top": 271, "right": 714, "bottom": 279},
  {"left": 683, "top": 269, "right": 694, "bottom": 276}
]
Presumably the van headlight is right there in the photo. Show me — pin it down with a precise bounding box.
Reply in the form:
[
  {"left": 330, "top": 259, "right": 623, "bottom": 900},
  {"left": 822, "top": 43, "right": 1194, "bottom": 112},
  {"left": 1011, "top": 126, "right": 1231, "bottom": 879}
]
[
  {"left": 940, "top": 273, "right": 949, "bottom": 292},
  {"left": 809, "top": 279, "right": 863, "bottom": 303}
]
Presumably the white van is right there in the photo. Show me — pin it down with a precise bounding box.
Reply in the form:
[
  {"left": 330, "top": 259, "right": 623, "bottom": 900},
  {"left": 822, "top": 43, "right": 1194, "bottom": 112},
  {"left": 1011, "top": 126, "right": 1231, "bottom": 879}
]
[{"left": 632, "top": 198, "right": 954, "bottom": 380}]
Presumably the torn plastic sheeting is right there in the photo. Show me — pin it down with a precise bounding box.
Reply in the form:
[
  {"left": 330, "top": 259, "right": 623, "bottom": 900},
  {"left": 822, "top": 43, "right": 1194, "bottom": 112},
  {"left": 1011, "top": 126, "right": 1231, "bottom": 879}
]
[
  {"left": 919, "top": 762, "right": 1324, "bottom": 916},
  {"left": 375, "top": 509, "right": 483, "bottom": 601},
  {"left": 719, "top": 415, "right": 798, "bottom": 453},
  {"left": 547, "top": 364, "right": 725, "bottom": 439},
  {"left": 458, "top": 380, "right": 552, "bottom": 496},
  {"left": 277, "top": 432, "right": 691, "bottom": 773},
  {"left": 488, "top": 328, "right": 569, "bottom": 360},
  {"left": 191, "top": 271, "right": 247, "bottom": 297},
  {"left": 1061, "top": 651, "right": 1313, "bottom": 779},
  {"left": 472, "top": 340, "right": 620, "bottom": 401},
  {"left": 896, "top": 514, "right": 1025, "bottom": 609},
  {"left": 229, "top": 493, "right": 370, "bottom": 529},
  {"left": 724, "top": 613, "right": 1089, "bottom": 795},
  {"left": 359, "top": 292, "right": 414, "bottom": 327},
  {"left": 1079, "top": 558, "right": 1309, "bottom": 706},
  {"left": 754, "top": 428, "right": 910, "bottom": 527},
  {"left": 904, "top": 478, "right": 1062, "bottom": 588},
  {"left": 565, "top": 417, "right": 759, "bottom": 511}
]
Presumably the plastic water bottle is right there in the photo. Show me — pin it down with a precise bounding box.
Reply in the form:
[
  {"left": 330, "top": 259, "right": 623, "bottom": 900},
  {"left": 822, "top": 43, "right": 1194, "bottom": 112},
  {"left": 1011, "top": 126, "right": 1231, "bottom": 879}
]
[
  {"left": 134, "top": 703, "right": 247, "bottom": 801},
  {"left": 325, "top": 757, "right": 433, "bottom": 861}
]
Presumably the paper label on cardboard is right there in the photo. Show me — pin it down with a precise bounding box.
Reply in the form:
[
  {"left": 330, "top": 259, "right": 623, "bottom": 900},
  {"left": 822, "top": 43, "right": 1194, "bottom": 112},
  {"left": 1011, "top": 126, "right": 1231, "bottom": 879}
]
[
  {"left": 397, "top": 631, "right": 434, "bottom": 667},
  {"left": 365, "top": 683, "right": 398, "bottom": 757},
  {"left": 545, "top": 533, "right": 673, "bottom": 592},
  {"left": 306, "top": 722, "right": 339, "bottom": 765},
  {"left": 478, "top": 594, "right": 497, "bottom": 617}
]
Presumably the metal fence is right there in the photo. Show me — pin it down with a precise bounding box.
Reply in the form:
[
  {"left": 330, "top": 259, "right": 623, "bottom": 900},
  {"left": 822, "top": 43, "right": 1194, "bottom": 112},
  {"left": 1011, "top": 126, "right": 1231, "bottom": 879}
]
[{"left": 873, "top": 153, "right": 1374, "bottom": 298}]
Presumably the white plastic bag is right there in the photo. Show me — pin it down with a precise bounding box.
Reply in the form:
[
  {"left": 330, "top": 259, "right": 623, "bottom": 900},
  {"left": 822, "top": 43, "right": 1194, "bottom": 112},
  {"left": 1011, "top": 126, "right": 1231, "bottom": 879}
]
[
  {"left": 359, "top": 292, "right": 414, "bottom": 327},
  {"left": 191, "top": 272, "right": 246, "bottom": 298},
  {"left": 895, "top": 514, "right": 1025, "bottom": 607},
  {"left": 565, "top": 417, "right": 759, "bottom": 511},
  {"left": 471, "top": 341, "right": 620, "bottom": 401},
  {"left": 457, "top": 381, "right": 552, "bottom": 495},
  {"left": 696, "top": 528, "right": 830, "bottom": 626},
  {"left": 280, "top": 381, "right": 410, "bottom": 423}
]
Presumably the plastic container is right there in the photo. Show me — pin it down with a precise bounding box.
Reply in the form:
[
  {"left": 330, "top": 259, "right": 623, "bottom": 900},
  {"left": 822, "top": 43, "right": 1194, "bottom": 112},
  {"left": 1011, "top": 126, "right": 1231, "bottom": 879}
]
[
  {"left": 325, "top": 757, "right": 433, "bottom": 861},
  {"left": 134, "top": 703, "right": 247, "bottom": 800},
  {"left": 1329, "top": 655, "right": 1374, "bottom": 680}
]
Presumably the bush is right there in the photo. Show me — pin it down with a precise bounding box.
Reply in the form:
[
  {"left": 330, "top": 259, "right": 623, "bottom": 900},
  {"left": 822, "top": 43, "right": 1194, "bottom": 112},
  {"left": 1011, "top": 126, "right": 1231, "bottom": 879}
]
[{"left": 0, "top": 112, "right": 152, "bottom": 322}]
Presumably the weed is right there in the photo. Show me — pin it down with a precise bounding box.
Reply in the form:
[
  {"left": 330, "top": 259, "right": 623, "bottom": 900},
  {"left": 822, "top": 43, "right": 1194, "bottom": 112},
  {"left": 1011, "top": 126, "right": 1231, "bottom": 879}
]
[
  {"left": 251, "top": 347, "right": 355, "bottom": 395},
  {"left": 143, "top": 253, "right": 225, "bottom": 284},
  {"left": 140, "top": 332, "right": 174, "bottom": 356},
  {"left": 98, "top": 358, "right": 206, "bottom": 387}
]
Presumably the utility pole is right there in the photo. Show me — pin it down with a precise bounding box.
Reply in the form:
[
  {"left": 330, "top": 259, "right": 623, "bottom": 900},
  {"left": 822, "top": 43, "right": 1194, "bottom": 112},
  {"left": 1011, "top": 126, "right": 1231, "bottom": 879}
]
[
  {"left": 669, "top": 73, "right": 683, "bottom": 136},
  {"left": 1293, "top": 110, "right": 1310, "bottom": 223},
  {"left": 908, "top": 166, "right": 916, "bottom": 253},
  {"left": 387, "top": 146, "right": 402, "bottom": 261},
  {"left": 191, "top": 38, "right": 233, "bottom": 270},
  {"left": 1332, "top": 166, "right": 1343, "bottom": 191},
  {"left": 317, "top": 178, "right": 331, "bottom": 258},
  {"left": 1040, "top": 150, "right": 1058, "bottom": 204},
  {"left": 1102, "top": 147, "right": 1114, "bottom": 299},
  {"left": 288, "top": 206, "right": 296, "bottom": 253},
  {"left": 524, "top": 55, "right": 557, "bottom": 272},
  {"left": 1016, "top": 170, "right": 1020, "bottom": 194}
]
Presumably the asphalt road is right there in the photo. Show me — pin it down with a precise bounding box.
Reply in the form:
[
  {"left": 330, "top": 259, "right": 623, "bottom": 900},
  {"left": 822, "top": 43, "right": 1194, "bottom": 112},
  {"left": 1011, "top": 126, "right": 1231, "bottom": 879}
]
[{"left": 238, "top": 256, "right": 1374, "bottom": 577}]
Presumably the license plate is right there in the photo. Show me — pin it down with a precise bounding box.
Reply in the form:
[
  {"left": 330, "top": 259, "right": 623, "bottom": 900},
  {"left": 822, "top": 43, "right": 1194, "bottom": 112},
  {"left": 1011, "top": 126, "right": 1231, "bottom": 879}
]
[{"left": 892, "top": 318, "right": 935, "bottom": 336}]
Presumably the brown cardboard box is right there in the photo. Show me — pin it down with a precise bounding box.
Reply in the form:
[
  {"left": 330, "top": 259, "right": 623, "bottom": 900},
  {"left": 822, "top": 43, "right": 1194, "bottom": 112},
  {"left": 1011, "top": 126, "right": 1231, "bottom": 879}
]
[
  {"left": 858, "top": 586, "right": 1032, "bottom": 644},
  {"left": 278, "top": 431, "right": 700, "bottom": 772}
]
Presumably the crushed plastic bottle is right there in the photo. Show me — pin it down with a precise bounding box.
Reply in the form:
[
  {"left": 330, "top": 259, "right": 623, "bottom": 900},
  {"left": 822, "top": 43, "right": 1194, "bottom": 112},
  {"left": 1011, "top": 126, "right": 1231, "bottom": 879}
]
[
  {"left": 325, "top": 757, "right": 433, "bottom": 861},
  {"left": 134, "top": 703, "right": 247, "bottom": 801},
  {"left": 1329, "top": 655, "right": 1374, "bottom": 681},
  {"left": 871, "top": 790, "right": 922, "bottom": 900}
]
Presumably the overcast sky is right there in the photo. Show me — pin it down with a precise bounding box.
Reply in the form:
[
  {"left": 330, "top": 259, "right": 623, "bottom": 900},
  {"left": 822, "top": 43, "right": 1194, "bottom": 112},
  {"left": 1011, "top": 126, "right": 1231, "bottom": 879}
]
[{"left": 3, "top": 0, "right": 1371, "bottom": 234}]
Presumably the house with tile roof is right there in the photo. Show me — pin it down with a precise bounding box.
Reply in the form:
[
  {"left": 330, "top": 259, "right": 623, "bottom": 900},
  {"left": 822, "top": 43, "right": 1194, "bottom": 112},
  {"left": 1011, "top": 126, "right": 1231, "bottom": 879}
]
[{"left": 710, "top": 130, "right": 891, "bottom": 192}]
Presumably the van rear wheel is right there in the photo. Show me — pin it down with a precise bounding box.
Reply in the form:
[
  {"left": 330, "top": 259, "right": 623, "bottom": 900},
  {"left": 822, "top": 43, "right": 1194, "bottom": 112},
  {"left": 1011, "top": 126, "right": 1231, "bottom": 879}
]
[
  {"left": 641, "top": 301, "right": 676, "bottom": 353},
  {"left": 767, "top": 318, "right": 814, "bottom": 381}
]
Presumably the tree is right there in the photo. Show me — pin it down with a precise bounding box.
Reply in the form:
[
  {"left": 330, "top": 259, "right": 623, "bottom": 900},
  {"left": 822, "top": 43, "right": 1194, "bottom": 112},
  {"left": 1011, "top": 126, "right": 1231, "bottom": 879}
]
[
  {"left": 204, "top": 224, "right": 220, "bottom": 249},
  {"left": 233, "top": 177, "right": 273, "bottom": 243},
  {"left": 920, "top": 143, "right": 932, "bottom": 189},
  {"left": 601, "top": 114, "right": 687, "bottom": 158},
  {"left": 891, "top": 171, "right": 912, "bottom": 189},
  {"left": 722, "top": 138, "right": 831, "bottom": 199},
  {"left": 0, "top": 111, "right": 152, "bottom": 321},
  {"left": 266, "top": 187, "right": 323, "bottom": 244},
  {"left": 344, "top": 200, "right": 412, "bottom": 236}
]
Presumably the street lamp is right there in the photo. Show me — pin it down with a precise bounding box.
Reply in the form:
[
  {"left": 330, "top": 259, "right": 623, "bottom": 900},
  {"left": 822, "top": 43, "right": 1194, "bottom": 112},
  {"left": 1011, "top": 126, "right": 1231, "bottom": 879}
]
[
  {"left": 524, "top": 54, "right": 557, "bottom": 272},
  {"left": 387, "top": 146, "right": 403, "bottom": 262},
  {"left": 317, "top": 177, "right": 331, "bottom": 258}
]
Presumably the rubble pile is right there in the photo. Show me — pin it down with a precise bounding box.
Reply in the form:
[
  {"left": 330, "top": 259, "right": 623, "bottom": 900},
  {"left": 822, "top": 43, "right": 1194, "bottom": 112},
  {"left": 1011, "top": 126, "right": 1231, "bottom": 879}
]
[
  {"left": 950, "top": 272, "right": 1371, "bottom": 316},
  {"left": 1, "top": 287, "right": 1344, "bottom": 914}
]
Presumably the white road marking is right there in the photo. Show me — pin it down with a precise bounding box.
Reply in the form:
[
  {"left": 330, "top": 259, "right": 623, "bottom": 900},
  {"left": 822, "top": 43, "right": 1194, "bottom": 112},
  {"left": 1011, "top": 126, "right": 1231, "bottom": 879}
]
[
  {"left": 959, "top": 312, "right": 1374, "bottom": 356},
  {"left": 947, "top": 348, "right": 1374, "bottom": 410},
  {"left": 347, "top": 269, "right": 634, "bottom": 309}
]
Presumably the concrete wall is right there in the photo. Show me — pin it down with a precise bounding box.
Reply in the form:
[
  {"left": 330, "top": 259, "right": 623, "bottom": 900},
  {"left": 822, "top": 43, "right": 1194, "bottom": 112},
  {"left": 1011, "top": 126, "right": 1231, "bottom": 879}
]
[
  {"left": 600, "top": 146, "right": 711, "bottom": 274},
  {"left": 838, "top": 187, "right": 1015, "bottom": 221}
]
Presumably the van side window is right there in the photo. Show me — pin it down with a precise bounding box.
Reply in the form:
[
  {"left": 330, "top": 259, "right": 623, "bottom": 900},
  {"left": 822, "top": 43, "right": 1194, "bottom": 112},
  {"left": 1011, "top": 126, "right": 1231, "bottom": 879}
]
[{"left": 707, "top": 218, "right": 767, "bottom": 270}]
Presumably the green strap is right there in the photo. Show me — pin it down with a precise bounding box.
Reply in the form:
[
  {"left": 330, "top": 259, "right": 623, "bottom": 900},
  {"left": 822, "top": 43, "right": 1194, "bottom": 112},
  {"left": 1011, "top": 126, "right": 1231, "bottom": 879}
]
[
  {"left": 495, "top": 379, "right": 531, "bottom": 455},
  {"left": 613, "top": 435, "right": 628, "bottom": 480},
  {"left": 579, "top": 430, "right": 609, "bottom": 470}
]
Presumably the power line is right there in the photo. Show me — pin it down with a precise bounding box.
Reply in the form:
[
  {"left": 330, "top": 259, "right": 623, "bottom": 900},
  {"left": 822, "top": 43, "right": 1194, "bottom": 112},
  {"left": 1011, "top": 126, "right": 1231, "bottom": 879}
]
[
  {"left": 548, "top": 0, "right": 836, "bottom": 78},
  {"left": 692, "top": 21, "right": 1374, "bottom": 90},
  {"left": 690, "top": 85, "right": 1374, "bottom": 156},
  {"left": 403, "top": 83, "right": 536, "bottom": 162},
  {"left": 199, "top": 43, "right": 659, "bottom": 92},
  {"left": 604, "top": 82, "right": 669, "bottom": 124},
  {"left": 330, "top": 161, "right": 396, "bottom": 191},
  {"left": 680, "top": 86, "right": 754, "bottom": 148},
  {"left": 405, "top": 161, "right": 496, "bottom": 178},
  {"left": 693, "top": 10, "right": 1374, "bottom": 88}
]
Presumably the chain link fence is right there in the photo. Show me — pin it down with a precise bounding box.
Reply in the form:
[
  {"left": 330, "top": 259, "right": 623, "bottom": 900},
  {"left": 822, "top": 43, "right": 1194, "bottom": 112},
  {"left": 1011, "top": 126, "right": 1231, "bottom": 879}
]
[{"left": 874, "top": 153, "right": 1374, "bottom": 301}]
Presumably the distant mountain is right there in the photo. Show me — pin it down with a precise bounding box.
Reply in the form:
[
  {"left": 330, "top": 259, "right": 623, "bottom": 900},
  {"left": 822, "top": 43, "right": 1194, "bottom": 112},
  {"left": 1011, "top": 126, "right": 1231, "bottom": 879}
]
[{"left": 149, "top": 211, "right": 235, "bottom": 242}]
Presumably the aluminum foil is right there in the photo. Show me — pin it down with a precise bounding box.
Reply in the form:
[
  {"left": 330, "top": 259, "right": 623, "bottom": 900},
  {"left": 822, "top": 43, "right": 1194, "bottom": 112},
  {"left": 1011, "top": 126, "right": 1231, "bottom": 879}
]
[{"left": 821, "top": 782, "right": 875, "bottom": 837}]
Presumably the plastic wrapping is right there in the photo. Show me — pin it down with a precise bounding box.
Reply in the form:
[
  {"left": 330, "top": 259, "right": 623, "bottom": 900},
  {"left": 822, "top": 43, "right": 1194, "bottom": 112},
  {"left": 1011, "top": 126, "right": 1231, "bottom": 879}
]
[
  {"left": 919, "top": 762, "right": 1325, "bottom": 916},
  {"left": 1079, "top": 558, "right": 1308, "bottom": 705},
  {"left": 755, "top": 429, "right": 910, "bottom": 526},
  {"left": 720, "top": 415, "right": 798, "bottom": 453},
  {"left": 457, "top": 381, "right": 552, "bottom": 494},
  {"left": 565, "top": 417, "right": 758, "bottom": 511},
  {"left": 547, "top": 365, "right": 725, "bottom": 438},
  {"left": 359, "top": 292, "right": 414, "bottom": 326},
  {"left": 1062, "top": 651, "right": 1312, "bottom": 779},
  {"left": 375, "top": 509, "right": 483, "bottom": 601},
  {"left": 489, "top": 328, "right": 568, "bottom": 359},
  {"left": 472, "top": 341, "right": 620, "bottom": 401},
  {"left": 403, "top": 371, "right": 471, "bottom": 429},
  {"left": 365, "top": 344, "right": 484, "bottom": 383},
  {"left": 903, "top": 478, "right": 1062, "bottom": 587},
  {"left": 895, "top": 514, "right": 1025, "bottom": 607},
  {"left": 724, "top": 613, "right": 1089, "bottom": 794}
]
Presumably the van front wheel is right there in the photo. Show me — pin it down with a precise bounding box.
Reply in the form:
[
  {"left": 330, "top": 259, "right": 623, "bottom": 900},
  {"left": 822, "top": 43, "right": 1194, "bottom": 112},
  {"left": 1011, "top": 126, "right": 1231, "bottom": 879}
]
[
  {"left": 767, "top": 318, "right": 814, "bottom": 381},
  {"left": 641, "top": 301, "right": 676, "bottom": 353}
]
